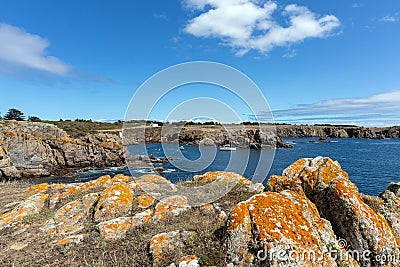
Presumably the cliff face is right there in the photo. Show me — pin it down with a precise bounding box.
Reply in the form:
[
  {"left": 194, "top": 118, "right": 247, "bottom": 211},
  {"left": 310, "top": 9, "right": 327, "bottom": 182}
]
[
  {"left": 0, "top": 121, "right": 124, "bottom": 179},
  {"left": 276, "top": 125, "right": 400, "bottom": 139},
  {"left": 1, "top": 157, "right": 399, "bottom": 266}
]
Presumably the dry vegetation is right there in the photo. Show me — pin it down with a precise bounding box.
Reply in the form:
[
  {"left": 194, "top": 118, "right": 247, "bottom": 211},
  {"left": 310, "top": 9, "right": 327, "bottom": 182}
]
[{"left": 0, "top": 182, "right": 254, "bottom": 266}]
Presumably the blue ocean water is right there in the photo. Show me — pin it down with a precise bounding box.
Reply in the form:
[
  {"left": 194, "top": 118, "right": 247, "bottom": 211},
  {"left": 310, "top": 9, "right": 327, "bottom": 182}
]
[{"left": 38, "top": 138, "right": 400, "bottom": 196}]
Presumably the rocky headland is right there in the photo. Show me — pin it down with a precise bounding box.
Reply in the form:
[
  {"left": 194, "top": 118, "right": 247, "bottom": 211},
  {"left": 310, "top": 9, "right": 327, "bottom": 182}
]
[
  {"left": 1, "top": 157, "right": 400, "bottom": 266},
  {"left": 0, "top": 120, "right": 124, "bottom": 179},
  {"left": 275, "top": 124, "right": 400, "bottom": 139}
]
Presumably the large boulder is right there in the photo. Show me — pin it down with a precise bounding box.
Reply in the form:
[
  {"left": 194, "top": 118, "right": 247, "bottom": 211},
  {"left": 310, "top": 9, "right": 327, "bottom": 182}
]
[
  {"left": 0, "top": 193, "right": 48, "bottom": 231},
  {"left": 94, "top": 182, "right": 134, "bottom": 222},
  {"left": 41, "top": 193, "right": 99, "bottom": 235},
  {"left": 281, "top": 157, "right": 400, "bottom": 266},
  {"left": 226, "top": 191, "right": 359, "bottom": 266}
]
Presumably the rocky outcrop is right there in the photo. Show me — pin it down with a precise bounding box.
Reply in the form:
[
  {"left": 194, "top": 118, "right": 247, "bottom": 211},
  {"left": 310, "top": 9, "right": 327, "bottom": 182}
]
[
  {"left": 1, "top": 159, "right": 400, "bottom": 266},
  {"left": 0, "top": 120, "right": 124, "bottom": 178},
  {"left": 123, "top": 123, "right": 291, "bottom": 148},
  {"left": 276, "top": 125, "right": 400, "bottom": 139},
  {"left": 277, "top": 157, "right": 400, "bottom": 266},
  {"left": 226, "top": 191, "right": 359, "bottom": 266}
]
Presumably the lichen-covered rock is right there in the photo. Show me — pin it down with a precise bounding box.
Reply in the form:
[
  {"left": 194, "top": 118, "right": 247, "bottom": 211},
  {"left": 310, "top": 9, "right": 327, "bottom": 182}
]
[
  {"left": 94, "top": 182, "right": 133, "bottom": 222},
  {"left": 281, "top": 157, "right": 400, "bottom": 266},
  {"left": 131, "top": 209, "right": 153, "bottom": 226},
  {"left": 377, "top": 188, "right": 400, "bottom": 246},
  {"left": 149, "top": 230, "right": 196, "bottom": 266},
  {"left": 0, "top": 121, "right": 124, "bottom": 177},
  {"left": 97, "top": 217, "right": 133, "bottom": 240},
  {"left": 193, "top": 171, "right": 253, "bottom": 186},
  {"left": 55, "top": 233, "right": 89, "bottom": 245},
  {"left": 226, "top": 191, "right": 359, "bottom": 267},
  {"left": 135, "top": 174, "right": 177, "bottom": 197},
  {"left": 26, "top": 183, "right": 49, "bottom": 198},
  {"left": 178, "top": 255, "right": 200, "bottom": 267},
  {"left": 41, "top": 193, "right": 99, "bottom": 235},
  {"left": 0, "top": 193, "right": 48, "bottom": 231},
  {"left": 266, "top": 175, "right": 304, "bottom": 195},
  {"left": 153, "top": 195, "right": 190, "bottom": 221},
  {"left": 137, "top": 195, "right": 156, "bottom": 209}
]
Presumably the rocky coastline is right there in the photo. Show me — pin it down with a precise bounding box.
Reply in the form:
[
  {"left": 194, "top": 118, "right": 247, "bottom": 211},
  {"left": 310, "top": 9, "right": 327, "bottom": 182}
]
[
  {"left": 0, "top": 120, "right": 124, "bottom": 179},
  {"left": 1, "top": 157, "right": 400, "bottom": 266}
]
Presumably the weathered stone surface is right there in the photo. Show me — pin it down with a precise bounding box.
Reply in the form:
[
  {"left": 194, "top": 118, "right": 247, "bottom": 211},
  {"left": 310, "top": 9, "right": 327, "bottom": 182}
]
[
  {"left": 97, "top": 216, "right": 133, "bottom": 240},
  {"left": 0, "top": 134, "right": 21, "bottom": 179},
  {"left": 41, "top": 193, "right": 99, "bottom": 235},
  {"left": 55, "top": 233, "right": 89, "bottom": 245},
  {"left": 94, "top": 182, "right": 133, "bottom": 222},
  {"left": 26, "top": 183, "right": 49, "bottom": 198},
  {"left": 0, "top": 120, "right": 124, "bottom": 177},
  {"left": 0, "top": 193, "right": 48, "bottom": 231},
  {"left": 137, "top": 195, "right": 156, "bottom": 209},
  {"left": 153, "top": 195, "right": 190, "bottom": 221},
  {"left": 193, "top": 171, "right": 253, "bottom": 186},
  {"left": 281, "top": 157, "right": 400, "bottom": 266},
  {"left": 378, "top": 187, "right": 400, "bottom": 246},
  {"left": 178, "top": 255, "right": 200, "bottom": 267},
  {"left": 149, "top": 230, "right": 196, "bottom": 266},
  {"left": 226, "top": 191, "right": 359, "bottom": 267}
]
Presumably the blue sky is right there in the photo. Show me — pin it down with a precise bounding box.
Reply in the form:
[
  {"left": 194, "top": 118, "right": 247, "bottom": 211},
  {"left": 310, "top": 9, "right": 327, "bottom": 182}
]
[{"left": 0, "top": 0, "right": 399, "bottom": 126}]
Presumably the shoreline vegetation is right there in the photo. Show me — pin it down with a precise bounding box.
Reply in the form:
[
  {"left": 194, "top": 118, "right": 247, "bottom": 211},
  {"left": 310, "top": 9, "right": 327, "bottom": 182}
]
[{"left": 1, "top": 157, "right": 400, "bottom": 266}]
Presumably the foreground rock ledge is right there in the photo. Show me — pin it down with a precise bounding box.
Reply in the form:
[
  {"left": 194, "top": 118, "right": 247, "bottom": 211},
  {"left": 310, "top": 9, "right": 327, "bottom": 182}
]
[{"left": 0, "top": 157, "right": 399, "bottom": 266}]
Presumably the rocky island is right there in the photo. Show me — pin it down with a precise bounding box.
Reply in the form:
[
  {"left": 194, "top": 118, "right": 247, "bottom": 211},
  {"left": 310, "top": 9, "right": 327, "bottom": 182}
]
[{"left": 1, "top": 157, "right": 400, "bottom": 266}]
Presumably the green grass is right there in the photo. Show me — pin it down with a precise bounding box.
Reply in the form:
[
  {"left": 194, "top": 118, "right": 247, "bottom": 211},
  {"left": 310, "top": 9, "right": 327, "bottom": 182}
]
[{"left": 45, "top": 120, "right": 123, "bottom": 138}]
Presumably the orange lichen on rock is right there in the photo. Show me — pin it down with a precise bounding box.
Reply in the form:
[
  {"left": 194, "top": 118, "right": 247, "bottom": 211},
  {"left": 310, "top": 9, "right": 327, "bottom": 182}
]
[
  {"left": 94, "top": 182, "right": 133, "bottom": 222},
  {"left": 137, "top": 195, "right": 155, "bottom": 209},
  {"left": 100, "top": 141, "right": 122, "bottom": 149},
  {"left": 193, "top": 171, "right": 252, "bottom": 186},
  {"left": 41, "top": 193, "right": 99, "bottom": 235},
  {"left": 282, "top": 157, "right": 348, "bottom": 195},
  {"left": 0, "top": 193, "right": 48, "bottom": 231},
  {"left": 267, "top": 175, "right": 304, "bottom": 195},
  {"left": 97, "top": 217, "right": 133, "bottom": 240},
  {"left": 56, "top": 234, "right": 89, "bottom": 245},
  {"left": 25, "top": 183, "right": 49, "bottom": 198},
  {"left": 111, "top": 174, "right": 132, "bottom": 183},
  {"left": 149, "top": 230, "right": 195, "bottom": 266},
  {"left": 227, "top": 191, "right": 359, "bottom": 266},
  {"left": 179, "top": 255, "right": 199, "bottom": 267},
  {"left": 153, "top": 195, "right": 190, "bottom": 221}
]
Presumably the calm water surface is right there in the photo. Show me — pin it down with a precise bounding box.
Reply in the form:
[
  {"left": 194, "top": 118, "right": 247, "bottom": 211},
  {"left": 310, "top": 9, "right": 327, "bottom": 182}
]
[{"left": 36, "top": 138, "right": 400, "bottom": 196}]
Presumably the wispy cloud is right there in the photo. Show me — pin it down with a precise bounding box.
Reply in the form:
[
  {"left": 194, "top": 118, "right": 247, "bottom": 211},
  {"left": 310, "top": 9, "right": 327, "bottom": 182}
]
[
  {"left": 352, "top": 3, "right": 362, "bottom": 9},
  {"left": 379, "top": 15, "right": 399, "bottom": 23},
  {"left": 154, "top": 13, "right": 169, "bottom": 21},
  {"left": 253, "top": 90, "right": 400, "bottom": 126},
  {"left": 182, "top": 0, "right": 341, "bottom": 56},
  {"left": 0, "top": 23, "right": 72, "bottom": 75}
]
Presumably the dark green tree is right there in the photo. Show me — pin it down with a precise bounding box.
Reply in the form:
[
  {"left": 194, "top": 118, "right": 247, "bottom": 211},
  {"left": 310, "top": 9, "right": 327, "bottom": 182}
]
[
  {"left": 3, "top": 108, "right": 25, "bottom": 121},
  {"left": 28, "top": 116, "right": 41, "bottom": 122}
]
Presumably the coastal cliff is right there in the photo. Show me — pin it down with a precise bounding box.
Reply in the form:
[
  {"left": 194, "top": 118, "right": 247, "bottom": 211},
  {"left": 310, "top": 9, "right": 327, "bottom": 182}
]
[
  {"left": 0, "top": 120, "right": 124, "bottom": 179},
  {"left": 1, "top": 157, "right": 399, "bottom": 266},
  {"left": 276, "top": 124, "right": 400, "bottom": 139}
]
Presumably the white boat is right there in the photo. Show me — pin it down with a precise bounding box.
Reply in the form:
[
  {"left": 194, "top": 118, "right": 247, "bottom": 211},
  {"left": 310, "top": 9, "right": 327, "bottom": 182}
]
[
  {"left": 219, "top": 144, "right": 236, "bottom": 151},
  {"left": 179, "top": 145, "right": 185, "bottom": 150}
]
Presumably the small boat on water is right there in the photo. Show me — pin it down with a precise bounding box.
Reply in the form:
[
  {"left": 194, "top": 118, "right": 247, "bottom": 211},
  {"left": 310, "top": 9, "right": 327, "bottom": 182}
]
[
  {"left": 179, "top": 145, "right": 185, "bottom": 150},
  {"left": 219, "top": 144, "right": 236, "bottom": 151}
]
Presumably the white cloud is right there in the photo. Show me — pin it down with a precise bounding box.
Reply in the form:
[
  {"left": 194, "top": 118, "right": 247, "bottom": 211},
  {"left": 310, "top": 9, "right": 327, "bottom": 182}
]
[
  {"left": 266, "top": 90, "right": 400, "bottom": 126},
  {"left": 0, "top": 23, "right": 71, "bottom": 75},
  {"left": 379, "top": 15, "right": 399, "bottom": 23},
  {"left": 183, "top": 0, "right": 341, "bottom": 55},
  {"left": 352, "top": 3, "right": 362, "bottom": 9}
]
